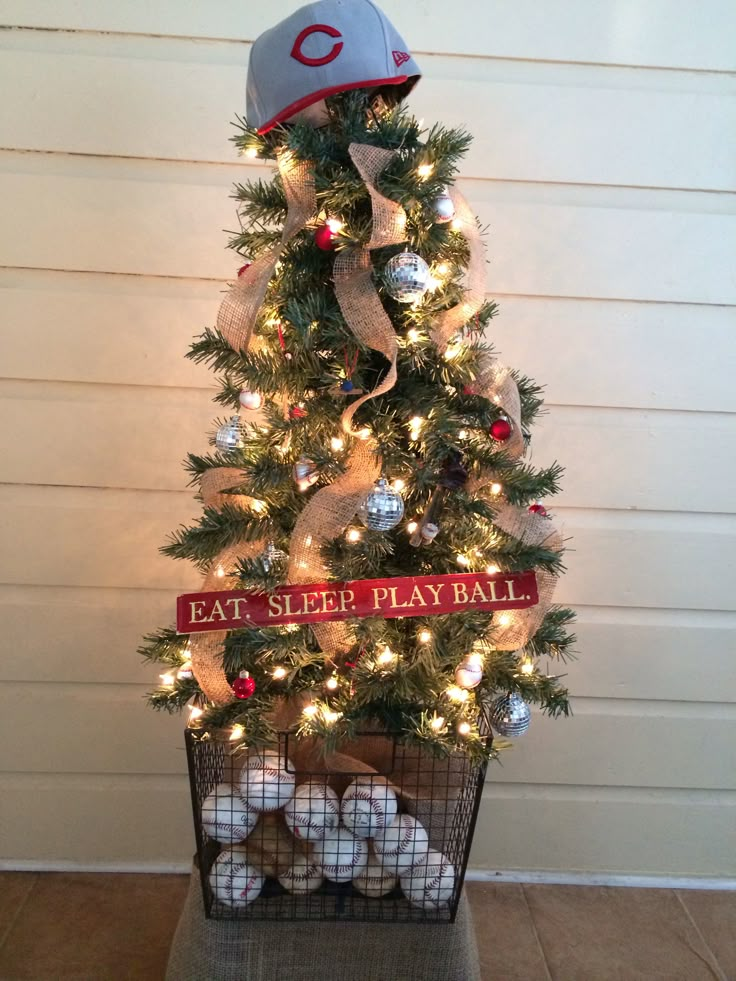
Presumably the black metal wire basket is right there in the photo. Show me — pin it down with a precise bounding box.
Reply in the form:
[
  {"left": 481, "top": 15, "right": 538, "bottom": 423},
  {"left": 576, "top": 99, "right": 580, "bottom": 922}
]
[{"left": 185, "top": 718, "right": 490, "bottom": 923}]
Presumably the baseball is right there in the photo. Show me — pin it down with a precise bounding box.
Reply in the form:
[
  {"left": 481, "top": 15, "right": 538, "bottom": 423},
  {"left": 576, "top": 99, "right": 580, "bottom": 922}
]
[
  {"left": 208, "top": 846, "right": 265, "bottom": 909},
  {"left": 353, "top": 850, "right": 398, "bottom": 898},
  {"left": 239, "top": 749, "right": 295, "bottom": 812},
  {"left": 312, "top": 825, "right": 368, "bottom": 882},
  {"left": 201, "top": 784, "right": 258, "bottom": 843},
  {"left": 372, "top": 813, "right": 429, "bottom": 873},
  {"left": 400, "top": 849, "right": 456, "bottom": 910},
  {"left": 284, "top": 782, "right": 340, "bottom": 842},
  {"left": 278, "top": 851, "right": 325, "bottom": 894},
  {"left": 340, "top": 777, "right": 398, "bottom": 838}
]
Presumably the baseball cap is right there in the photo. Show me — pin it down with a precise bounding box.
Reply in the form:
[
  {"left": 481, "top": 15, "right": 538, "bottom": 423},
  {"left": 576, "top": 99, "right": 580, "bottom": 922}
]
[{"left": 247, "top": 0, "right": 421, "bottom": 134}]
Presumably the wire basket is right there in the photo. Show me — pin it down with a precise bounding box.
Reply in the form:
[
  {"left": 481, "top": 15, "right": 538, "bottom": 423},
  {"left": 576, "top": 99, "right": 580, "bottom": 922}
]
[{"left": 185, "top": 719, "right": 491, "bottom": 923}]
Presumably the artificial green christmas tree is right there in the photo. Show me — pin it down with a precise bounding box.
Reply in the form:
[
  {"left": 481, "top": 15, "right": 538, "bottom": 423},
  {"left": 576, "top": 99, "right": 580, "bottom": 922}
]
[{"left": 142, "top": 78, "right": 575, "bottom": 766}]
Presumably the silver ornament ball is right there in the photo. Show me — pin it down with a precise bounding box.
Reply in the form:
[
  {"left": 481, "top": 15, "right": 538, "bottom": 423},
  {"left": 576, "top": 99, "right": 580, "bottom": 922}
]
[
  {"left": 433, "top": 192, "right": 456, "bottom": 223},
  {"left": 358, "top": 478, "right": 405, "bottom": 532},
  {"left": 489, "top": 693, "right": 531, "bottom": 737},
  {"left": 215, "top": 416, "right": 245, "bottom": 451},
  {"left": 383, "top": 252, "right": 431, "bottom": 304},
  {"left": 294, "top": 457, "right": 319, "bottom": 488},
  {"left": 260, "top": 542, "right": 287, "bottom": 572},
  {"left": 239, "top": 390, "right": 263, "bottom": 411}
]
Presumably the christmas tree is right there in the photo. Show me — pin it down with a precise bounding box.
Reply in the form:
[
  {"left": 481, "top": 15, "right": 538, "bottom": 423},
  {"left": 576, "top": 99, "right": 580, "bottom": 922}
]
[{"left": 141, "top": 22, "right": 575, "bottom": 766}]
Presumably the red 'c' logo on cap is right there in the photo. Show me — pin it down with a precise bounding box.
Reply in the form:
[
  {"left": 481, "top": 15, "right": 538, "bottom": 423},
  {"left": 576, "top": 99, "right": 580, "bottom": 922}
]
[{"left": 291, "top": 24, "right": 344, "bottom": 66}]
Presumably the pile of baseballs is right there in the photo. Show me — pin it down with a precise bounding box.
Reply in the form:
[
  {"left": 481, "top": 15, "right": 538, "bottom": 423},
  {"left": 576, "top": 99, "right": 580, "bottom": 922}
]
[{"left": 203, "top": 751, "right": 456, "bottom": 912}]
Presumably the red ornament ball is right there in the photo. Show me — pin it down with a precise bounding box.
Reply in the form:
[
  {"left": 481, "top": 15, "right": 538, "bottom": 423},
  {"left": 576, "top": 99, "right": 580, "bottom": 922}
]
[
  {"left": 529, "top": 503, "right": 548, "bottom": 516},
  {"left": 315, "top": 223, "right": 338, "bottom": 251},
  {"left": 463, "top": 385, "right": 477, "bottom": 396},
  {"left": 290, "top": 405, "right": 308, "bottom": 420},
  {"left": 490, "top": 418, "right": 512, "bottom": 442},
  {"left": 237, "top": 263, "right": 252, "bottom": 277},
  {"left": 232, "top": 672, "right": 256, "bottom": 700}
]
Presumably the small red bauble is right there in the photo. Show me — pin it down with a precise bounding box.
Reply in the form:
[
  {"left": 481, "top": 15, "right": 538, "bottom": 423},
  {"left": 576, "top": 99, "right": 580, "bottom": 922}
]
[
  {"left": 290, "top": 405, "right": 308, "bottom": 419},
  {"left": 463, "top": 385, "right": 477, "bottom": 396},
  {"left": 237, "top": 263, "right": 252, "bottom": 277},
  {"left": 232, "top": 672, "right": 256, "bottom": 700},
  {"left": 315, "top": 224, "right": 338, "bottom": 251},
  {"left": 490, "top": 418, "right": 512, "bottom": 442},
  {"left": 529, "top": 502, "right": 548, "bottom": 516}
]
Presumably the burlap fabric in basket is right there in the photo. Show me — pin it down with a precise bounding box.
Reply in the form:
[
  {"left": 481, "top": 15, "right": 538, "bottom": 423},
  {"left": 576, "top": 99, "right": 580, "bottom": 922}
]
[{"left": 165, "top": 867, "right": 481, "bottom": 981}]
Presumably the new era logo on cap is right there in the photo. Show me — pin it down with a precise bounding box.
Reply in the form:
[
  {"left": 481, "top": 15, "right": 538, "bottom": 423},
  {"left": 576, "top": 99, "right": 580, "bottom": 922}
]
[{"left": 247, "top": 0, "right": 421, "bottom": 134}]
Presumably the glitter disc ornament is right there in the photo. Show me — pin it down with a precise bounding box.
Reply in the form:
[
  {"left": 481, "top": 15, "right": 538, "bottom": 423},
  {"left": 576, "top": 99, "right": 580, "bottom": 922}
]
[
  {"left": 215, "top": 416, "right": 245, "bottom": 451},
  {"left": 239, "top": 390, "right": 263, "bottom": 411},
  {"left": 432, "top": 191, "right": 455, "bottom": 224},
  {"left": 383, "top": 252, "right": 431, "bottom": 304},
  {"left": 490, "top": 416, "right": 512, "bottom": 442},
  {"left": 260, "top": 542, "right": 287, "bottom": 572},
  {"left": 358, "top": 478, "right": 405, "bottom": 532},
  {"left": 232, "top": 671, "right": 256, "bottom": 700},
  {"left": 489, "top": 692, "right": 531, "bottom": 737}
]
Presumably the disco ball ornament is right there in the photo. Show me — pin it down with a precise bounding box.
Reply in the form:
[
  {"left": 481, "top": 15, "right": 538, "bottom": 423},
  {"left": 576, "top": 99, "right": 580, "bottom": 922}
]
[
  {"left": 358, "top": 478, "right": 405, "bottom": 532},
  {"left": 260, "top": 542, "right": 287, "bottom": 572},
  {"left": 215, "top": 416, "right": 245, "bottom": 451},
  {"left": 433, "top": 191, "right": 455, "bottom": 224},
  {"left": 383, "top": 252, "right": 431, "bottom": 304},
  {"left": 489, "top": 692, "right": 531, "bottom": 737}
]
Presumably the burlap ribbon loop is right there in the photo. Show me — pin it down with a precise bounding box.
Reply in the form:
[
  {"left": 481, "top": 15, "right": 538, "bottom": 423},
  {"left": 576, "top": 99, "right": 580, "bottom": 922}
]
[
  {"left": 217, "top": 152, "right": 316, "bottom": 352},
  {"left": 475, "top": 354, "right": 525, "bottom": 460},
  {"left": 431, "top": 187, "right": 487, "bottom": 351},
  {"left": 348, "top": 143, "right": 407, "bottom": 250},
  {"left": 489, "top": 504, "right": 563, "bottom": 650}
]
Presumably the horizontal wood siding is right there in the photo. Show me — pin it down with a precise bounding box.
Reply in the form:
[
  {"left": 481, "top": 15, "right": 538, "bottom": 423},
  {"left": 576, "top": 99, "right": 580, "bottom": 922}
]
[{"left": 0, "top": 3, "right": 733, "bottom": 877}]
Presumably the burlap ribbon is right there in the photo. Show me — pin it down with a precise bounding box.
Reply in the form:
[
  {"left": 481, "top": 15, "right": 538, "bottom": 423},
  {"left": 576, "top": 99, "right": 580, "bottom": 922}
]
[
  {"left": 472, "top": 353, "right": 525, "bottom": 463},
  {"left": 285, "top": 144, "right": 406, "bottom": 658},
  {"left": 217, "top": 152, "right": 316, "bottom": 352},
  {"left": 489, "top": 504, "right": 563, "bottom": 650},
  {"left": 430, "top": 186, "right": 486, "bottom": 352}
]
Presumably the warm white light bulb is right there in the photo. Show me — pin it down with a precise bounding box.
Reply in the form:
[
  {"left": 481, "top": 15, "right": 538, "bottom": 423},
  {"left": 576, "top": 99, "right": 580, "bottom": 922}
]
[
  {"left": 498, "top": 613, "right": 512, "bottom": 627},
  {"left": 392, "top": 479, "right": 406, "bottom": 492},
  {"left": 357, "top": 427, "right": 371, "bottom": 441},
  {"left": 458, "top": 430, "right": 468, "bottom": 440},
  {"left": 456, "top": 554, "right": 471, "bottom": 567},
  {"left": 377, "top": 646, "right": 396, "bottom": 666},
  {"left": 486, "top": 564, "right": 501, "bottom": 575},
  {"left": 323, "top": 709, "right": 342, "bottom": 725},
  {"left": 326, "top": 676, "right": 339, "bottom": 691},
  {"left": 444, "top": 344, "right": 461, "bottom": 361},
  {"left": 251, "top": 499, "right": 266, "bottom": 513},
  {"left": 430, "top": 715, "right": 446, "bottom": 732},
  {"left": 418, "top": 629, "right": 432, "bottom": 644},
  {"left": 215, "top": 565, "right": 226, "bottom": 578},
  {"left": 160, "top": 673, "right": 175, "bottom": 687},
  {"left": 446, "top": 685, "right": 469, "bottom": 703},
  {"left": 406, "top": 521, "right": 419, "bottom": 534},
  {"left": 409, "top": 416, "right": 424, "bottom": 431},
  {"left": 417, "top": 163, "right": 434, "bottom": 179},
  {"left": 521, "top": 659, "right": 534, "bottom": 676},
  {"left": 451, "top": 218, "right": 463, "bottom": 232},
  {"left": 330, "top": 436, "right": 344, "bottom": 452},
  {"left": 303, "top": 704, "right": 318, "bottom": 718},
  {"left": 407, "top": 328, "right": 420, "bottom": 343},
  {"left": 189, "top": 706, "right": 204, "bottom": 720},
  {"left": 457, "top": 721, "right": 472, "bottom": 736},
  {"left": 435, "top": 262, "right": 450, "bottom": 278},
  {"left": 244, "top": 147, "right": 259, "bottom": 159},
  {"left": 346, "top": 528, "right": 362, "bottom": 543},
  {"left": 490, "top": 483, "right": 503, "bottom": 497},
  {"left": 230, "top": 724, "right": 245, "bottom": 741},
  {"left": 327, "top": 218, "right": 344, "bottom": 233},
  {"left": 272, "top": 666, "right": 287, "bottom": 680}
]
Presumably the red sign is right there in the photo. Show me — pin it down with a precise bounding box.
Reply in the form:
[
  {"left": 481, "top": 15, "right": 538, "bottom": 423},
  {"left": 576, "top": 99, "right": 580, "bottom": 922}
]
[{"left": 177, "top": 571, "right": 538, "bottom": 634}]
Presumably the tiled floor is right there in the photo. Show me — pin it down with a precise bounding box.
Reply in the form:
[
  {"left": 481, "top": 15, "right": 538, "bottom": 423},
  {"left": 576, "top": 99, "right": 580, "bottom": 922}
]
[{"left": 0, "top": 872, "right": 733, "bottom": 980}]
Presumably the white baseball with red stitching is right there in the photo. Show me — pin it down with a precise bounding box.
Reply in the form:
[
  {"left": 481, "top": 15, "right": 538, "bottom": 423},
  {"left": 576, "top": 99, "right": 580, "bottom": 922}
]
[
  {"left": 340, "top": 777, "right": 398, "bottom": 838},
  {"left": 201, "top": 784, "right": 259, "bottom": 844},
  {"left": 239, "top": 749, "right": 295, "bottom": 812},
  {"left": 278, "top": 851, "right": 325, "bottom": 894},
  {"left": 209, "top": 846, "right": 265, "bottom": 909},
  {"left": 373, "top": 813, "right": 429, "bottom": 873},
  {"left": 400, "top": 849, "right": 456, "bottom": 910},
  {"left": 284, "top": 782, "right": 340, "bottom": 842},
  {"left": 312, "top": 825, "right": 368, "bottom": 882},
  {"left": 353, "top": 851, "right": 398, "bottom": 898}
]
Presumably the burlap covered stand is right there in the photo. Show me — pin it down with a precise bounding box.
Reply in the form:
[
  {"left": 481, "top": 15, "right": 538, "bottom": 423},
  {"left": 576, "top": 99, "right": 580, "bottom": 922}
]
[{"left": 166, "top": 868, "right": 480, "bottom": 981}]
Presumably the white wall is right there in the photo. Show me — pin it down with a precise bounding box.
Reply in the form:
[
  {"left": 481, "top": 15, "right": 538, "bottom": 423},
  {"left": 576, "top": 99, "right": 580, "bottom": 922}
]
[{"left": 1, "top": 0, "right": 735, "bottom": 877}]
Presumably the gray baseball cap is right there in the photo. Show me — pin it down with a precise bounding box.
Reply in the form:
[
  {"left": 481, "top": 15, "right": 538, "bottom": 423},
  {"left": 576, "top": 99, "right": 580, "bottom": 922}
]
[{"left": 247, "top": 0, "right": 421, "bottom": 134}]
